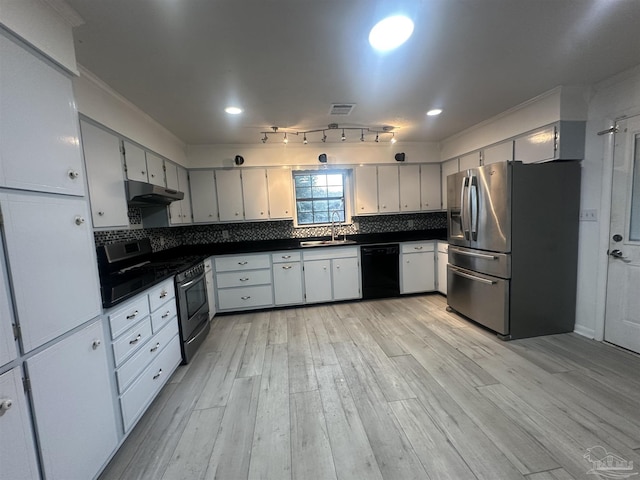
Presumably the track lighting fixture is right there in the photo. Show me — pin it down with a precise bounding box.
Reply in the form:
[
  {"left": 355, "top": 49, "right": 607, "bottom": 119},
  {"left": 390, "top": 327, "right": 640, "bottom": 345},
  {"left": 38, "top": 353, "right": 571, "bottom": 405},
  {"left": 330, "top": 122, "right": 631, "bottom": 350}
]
[{"left": 259, "top": 124, "right": 397, "bottom": 144}]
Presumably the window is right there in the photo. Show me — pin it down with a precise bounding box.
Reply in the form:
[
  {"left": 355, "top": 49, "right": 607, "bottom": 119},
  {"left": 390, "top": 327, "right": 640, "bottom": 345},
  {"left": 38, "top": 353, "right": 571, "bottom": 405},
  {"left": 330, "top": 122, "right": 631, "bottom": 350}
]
[{"left": 293, "top": 170, "right": 348, "bottom": 226}]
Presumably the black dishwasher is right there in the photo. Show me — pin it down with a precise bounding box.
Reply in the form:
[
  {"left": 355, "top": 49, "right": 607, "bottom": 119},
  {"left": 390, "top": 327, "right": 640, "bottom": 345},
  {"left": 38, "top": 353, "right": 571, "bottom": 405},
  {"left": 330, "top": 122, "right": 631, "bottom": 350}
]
[{"left": 361, "top": 244, "right": 400, "bottom": 299}]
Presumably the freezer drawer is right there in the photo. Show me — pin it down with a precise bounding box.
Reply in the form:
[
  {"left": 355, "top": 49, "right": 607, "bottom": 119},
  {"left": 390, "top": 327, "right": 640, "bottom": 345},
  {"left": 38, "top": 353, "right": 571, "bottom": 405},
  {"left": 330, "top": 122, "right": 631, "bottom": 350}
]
[
  {"left": 448, "top": 245, "right": 511, "bottom": 279},
  {"left": 447, "top": 265, "right": 509, "bottom": 335}
]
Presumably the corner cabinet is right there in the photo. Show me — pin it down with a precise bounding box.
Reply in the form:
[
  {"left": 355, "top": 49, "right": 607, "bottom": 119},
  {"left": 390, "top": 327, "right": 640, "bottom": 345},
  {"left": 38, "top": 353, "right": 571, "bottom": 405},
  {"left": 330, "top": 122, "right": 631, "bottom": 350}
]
[{"left": 27, "top": 319, "right": 118, "bottom": 480}]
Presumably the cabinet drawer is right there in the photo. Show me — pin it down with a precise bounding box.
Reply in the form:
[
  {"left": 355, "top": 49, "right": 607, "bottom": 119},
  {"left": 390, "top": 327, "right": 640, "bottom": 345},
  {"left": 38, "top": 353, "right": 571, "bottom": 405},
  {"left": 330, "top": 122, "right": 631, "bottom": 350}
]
[
  {"left": 401, "top": 242, "right": 435, "bottom": 254},
  {"left": 112, "top": 319, "right": 153, "bottom": 367},
  {"left": 150, "top": 300, "right": 177, "bottom": 333},
  {"left": 116, "top": 321, "right": 179, "bottom": 394},
  {"left": 148, "top": 279, "right": 175, "bottom": 312},
  {"left": 272, "top": 251, "right": 301, "bottom": 263},
  {"left": 215, "top": 254, "right": 270, "bottom": 272},
  {"left": 216, "top": 269, "right": 271, "bottom": 288},
  {"left": 108, "top": 296, "right": 150, "bottom": 340},
  {"left": 218, "top": 285, "right": 273, "bottom": 311},
  {"left": 302, "top": 246, "right": 358, "bottom": 261},
  {"left": 120, "top": 334, "right": 181, "bottom": 432}
]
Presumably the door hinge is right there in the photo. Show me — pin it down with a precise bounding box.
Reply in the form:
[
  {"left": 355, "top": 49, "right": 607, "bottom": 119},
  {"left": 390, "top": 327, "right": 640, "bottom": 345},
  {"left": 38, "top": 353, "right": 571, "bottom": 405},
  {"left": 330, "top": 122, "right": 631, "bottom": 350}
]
[
  {"left": 553, "top": 126, "right": 559, "bottom": 152},
  {"left": 120, "top": 142, "right": 126, "bottom": 156},
  {"left": 22, "top": 375, "right": 31, "bottom": 393},
  {"left": 12, "top": 323, "right": 21, "bottom": 341}
]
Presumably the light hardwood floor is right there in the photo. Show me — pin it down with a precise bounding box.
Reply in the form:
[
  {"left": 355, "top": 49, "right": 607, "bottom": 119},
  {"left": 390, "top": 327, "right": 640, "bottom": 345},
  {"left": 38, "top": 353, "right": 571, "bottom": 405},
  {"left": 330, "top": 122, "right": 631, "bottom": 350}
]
[{"left": 99, "top": 294, "right": 640, "bottom": 480}]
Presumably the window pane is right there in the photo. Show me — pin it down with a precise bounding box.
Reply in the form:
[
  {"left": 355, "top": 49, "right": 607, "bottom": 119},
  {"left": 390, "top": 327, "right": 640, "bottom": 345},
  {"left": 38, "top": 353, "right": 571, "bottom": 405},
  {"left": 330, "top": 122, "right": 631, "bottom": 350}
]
[
  {"left": 629, "top": 135, "right": 640, "bottom": 240},
  {"left": 311, "top": 175, "right": 327, "bottom": 186},
  {"left": 312, "top": 186, "right": 328, "bottom": 198},
  {"left": 298, "top": 212, "right": 314, "bottom": 224},
  {"left": 328, "top": 199, "right": 343, "bottom": 211},
  {"left": 296, "top": 187, "right": 312, "bottom": 199},
  {"left": 314, "top": 211, "right": 329, "bottom": 223},
  {"left": 297, "top": 200, "right": 313, "bottom": 212},
  {"left": 313, "top": 199, "right": 329, "bottom": 212},
  {"left": 326, "top": 174, "right": 343, "bottom": 186},
  {"left": 327, "top": 185, "right": 343, "bottom": 197},
  {"left": 295, "top": 175, "right": 311, "bottom": 188}
]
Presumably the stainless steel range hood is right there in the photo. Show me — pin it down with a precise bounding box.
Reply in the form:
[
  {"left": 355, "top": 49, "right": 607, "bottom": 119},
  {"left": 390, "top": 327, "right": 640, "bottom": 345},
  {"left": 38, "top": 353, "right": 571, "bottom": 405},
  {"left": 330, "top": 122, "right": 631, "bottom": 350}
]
[{"left": 126, "top": 180, "right": 184, "bottom": 206}]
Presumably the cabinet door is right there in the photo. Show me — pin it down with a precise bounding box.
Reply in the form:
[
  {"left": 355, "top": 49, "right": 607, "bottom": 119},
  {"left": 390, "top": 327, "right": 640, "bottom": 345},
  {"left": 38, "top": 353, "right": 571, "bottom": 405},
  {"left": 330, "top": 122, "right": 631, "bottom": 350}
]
[
  {"left": 191, "top": 170, "right": 219, "bottom": 222},
  {"left": 242, "top": 169, "right": 269, "bottom": 220},
  {"left": 437, "top": 250, "right": 448, "bottom": 295},
  {"left": 399, "top": 165, "right": 420, "bottom": 212},
  {"left": 146, "top": 152, "right": 165, "bottom": 186},
  {"left": 123, "top": 141, "right": 148, "bottom": 182},
  {"left": 177, "top": 166, "right": 192, "bottom": 224},
  {"left": 303, "top": 260, "right": 332, "bottom": 303},
  {"left": 0, "top": 34, "right": 85, "bottom": 196},
  {"left": 165, "top": 162, "right": 182, "bottom": 224},
  {"left": 514, "top": 125, "right": 556, "bottom": 163},
  {"left": 0, "top": 367, "right": 40, "bottom": 480},
  {"left": 80, "top": 121, "right": 129, "bottom": 228},
  {"left": 354, "top": 166, "right": 378, "bottom": 214},
  {"left": 483, "top": 141, "right": 513, "bottom": 165},
  {"left": 377, "top": 165, "right": 400, "bottom": 213},
  {"left": 0, "top": 236, "right": 17, "bottom": 367},
  {"left": 459, "top": 152, "right": 481, "bottom": 171},
  {"left": 0, "top": 191, "right": 102, "bottom": 352},
  {"left": 273, "top": 262, "right": 303, "bottom": 305},
  {"left": 27, "top": 319, "right": 118, "bottom": 480},
  {"left": 216, "top": 169, "right": 245, "bottom": 222},
  {"left": 441, "top": 158, "right": 459, "bottom": 212},
  {"left": 204, "top": 259, "right": 216, "bottom": 319},
  {"left": 420, "top": 163, "right": 441, "bottom": 211},
  {"left": 332, "top": 257, "right": 360, "bottom": 301},
  {"left": 267, "top": 168, "right": 293, "bottom": 219},
  {"left": 401, "top": 252, "right": 435, "bottom": 294}
]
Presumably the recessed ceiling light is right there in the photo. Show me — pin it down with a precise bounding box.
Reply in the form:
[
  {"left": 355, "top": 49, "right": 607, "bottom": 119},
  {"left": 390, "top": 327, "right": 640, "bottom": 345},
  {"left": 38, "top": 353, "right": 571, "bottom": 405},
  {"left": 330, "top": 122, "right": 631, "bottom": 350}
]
[
  {"left": 225, "top": 106, "right": 243, "bottom": 115},
  {"left": 369, "top": 15, "right": 414, "bottom": 52},
  {"left": 427, "top": 109, "right": 443, "bottom": 116}
]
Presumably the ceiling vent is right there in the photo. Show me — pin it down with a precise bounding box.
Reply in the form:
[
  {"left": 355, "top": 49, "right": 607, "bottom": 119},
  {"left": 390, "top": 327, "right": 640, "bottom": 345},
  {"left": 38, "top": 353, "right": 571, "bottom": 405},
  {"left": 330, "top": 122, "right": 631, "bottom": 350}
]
[{"left": 329, "top": 103, "right": 356, "bottom": 115}]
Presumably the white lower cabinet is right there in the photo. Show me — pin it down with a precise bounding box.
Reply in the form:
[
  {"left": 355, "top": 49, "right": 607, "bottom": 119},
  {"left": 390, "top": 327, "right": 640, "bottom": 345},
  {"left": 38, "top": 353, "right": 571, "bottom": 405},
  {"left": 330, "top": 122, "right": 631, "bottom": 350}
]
[
  {"left": 303, "top": 259, "right": 333, "bottom": 304},
  {"left": 204, "top": 257, "right": 217, "bottom": 319},
  {"left": 332, "top": 256, "right": 360, "bottom": 300},
  {"left": 401, "top": 242, "right": 436, "bottom": 294},
  {"left": 215, "top": 253, "right": 274, "bottom": 311},
  {"left": 437, "top": 242, "right": 448, "bottom": 295},
  {"left": 27, "top": 319, "right": 118, "bottom": 480},
  {"left": 272, "top": 251, "right": 303, "bottom": 306},
  {"left": 303, "top": 247, "right": 360, "bottom": 304},
  {"left": 0, "top": 367, "right": 40, "bottom": 480}
]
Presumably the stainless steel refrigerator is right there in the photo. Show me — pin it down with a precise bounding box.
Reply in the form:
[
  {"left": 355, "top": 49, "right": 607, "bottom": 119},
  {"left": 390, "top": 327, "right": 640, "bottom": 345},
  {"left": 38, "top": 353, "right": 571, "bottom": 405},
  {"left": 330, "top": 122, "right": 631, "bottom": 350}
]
[{"left": 446, "top": 160, "right": 581, "bottom": 339}]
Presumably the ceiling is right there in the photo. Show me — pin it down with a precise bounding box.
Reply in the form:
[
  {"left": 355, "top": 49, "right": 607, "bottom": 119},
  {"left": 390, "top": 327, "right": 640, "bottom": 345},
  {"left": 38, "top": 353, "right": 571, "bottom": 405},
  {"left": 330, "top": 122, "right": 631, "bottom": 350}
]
[{"left": 66, "top": 0, "right": 640, "bottom": 145}]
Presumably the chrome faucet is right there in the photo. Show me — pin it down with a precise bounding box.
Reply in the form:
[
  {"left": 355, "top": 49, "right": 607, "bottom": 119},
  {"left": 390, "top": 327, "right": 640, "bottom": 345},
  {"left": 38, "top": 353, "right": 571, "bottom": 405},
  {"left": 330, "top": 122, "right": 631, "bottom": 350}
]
[{"left": 330, "top": 210, "right": 342, "bottom": 241}]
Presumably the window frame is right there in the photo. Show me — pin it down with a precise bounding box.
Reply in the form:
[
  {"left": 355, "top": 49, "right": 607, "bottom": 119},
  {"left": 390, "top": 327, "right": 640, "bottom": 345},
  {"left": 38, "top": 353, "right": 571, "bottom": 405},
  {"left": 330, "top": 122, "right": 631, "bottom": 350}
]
[{"left": 291, "top": 168, "right": 353, "bottom": 228}]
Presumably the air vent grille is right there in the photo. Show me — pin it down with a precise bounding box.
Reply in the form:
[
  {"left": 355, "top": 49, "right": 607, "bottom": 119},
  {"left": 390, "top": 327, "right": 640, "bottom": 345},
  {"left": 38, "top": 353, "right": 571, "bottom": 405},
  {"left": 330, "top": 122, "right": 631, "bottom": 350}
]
[{"left": 329, "top": 103, "right": 355, "bottom": 115}]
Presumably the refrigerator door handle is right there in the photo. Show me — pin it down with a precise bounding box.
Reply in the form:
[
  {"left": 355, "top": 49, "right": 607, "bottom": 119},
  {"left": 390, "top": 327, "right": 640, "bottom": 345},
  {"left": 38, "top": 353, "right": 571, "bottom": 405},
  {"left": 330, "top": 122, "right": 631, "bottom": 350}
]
[
  {"left": 449, "top": 247, "right": 497, "bottom": 260},
  {"left": 470, "top": 175, "right": 479, "bottom": 241},
  {"left": 461, "top": 176, "right": 470, "bottom": 240},
  {"left": 449, "top": 265, "right": 496, "bottom": 285}
]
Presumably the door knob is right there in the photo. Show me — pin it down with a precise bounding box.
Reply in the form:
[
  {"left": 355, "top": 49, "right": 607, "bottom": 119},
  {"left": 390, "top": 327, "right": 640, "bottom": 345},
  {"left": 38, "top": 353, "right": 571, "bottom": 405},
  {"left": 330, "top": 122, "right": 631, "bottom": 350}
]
[{"left": 608, "top": 249, "right": 631, "bottom": 262}]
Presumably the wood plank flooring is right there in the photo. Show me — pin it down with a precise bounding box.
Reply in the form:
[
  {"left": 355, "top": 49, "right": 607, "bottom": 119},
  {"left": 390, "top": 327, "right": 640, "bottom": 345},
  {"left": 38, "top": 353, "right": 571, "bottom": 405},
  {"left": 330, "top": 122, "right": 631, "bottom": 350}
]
[{"left": 99, "top": 294, "right": 640, "bottom": 480}]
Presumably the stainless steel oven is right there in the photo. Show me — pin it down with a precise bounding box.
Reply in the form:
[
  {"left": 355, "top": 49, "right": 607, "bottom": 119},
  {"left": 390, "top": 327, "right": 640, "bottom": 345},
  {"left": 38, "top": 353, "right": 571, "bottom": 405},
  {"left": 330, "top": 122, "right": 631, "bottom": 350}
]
[{"left": 175, "top": 262, "right": 210, "bottom": 364}]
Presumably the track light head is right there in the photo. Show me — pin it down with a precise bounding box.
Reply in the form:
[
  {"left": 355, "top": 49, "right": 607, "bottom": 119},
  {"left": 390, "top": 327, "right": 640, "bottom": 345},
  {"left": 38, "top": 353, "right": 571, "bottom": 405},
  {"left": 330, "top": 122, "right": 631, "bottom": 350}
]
[
  {"left": 341, "top": 129, "right": 346, "bottom": 141},
  {"left": 375, "top": 133, "right": 379, "bottom": 143},
  {"left": 303, "top": 133, "right": 308, "bottom": 144},
  {"left": 283, "top": 132, "right": 288, "bottom": 144},
  {"left": 322, "top": 131, "right": 327, "bottom": 143}
]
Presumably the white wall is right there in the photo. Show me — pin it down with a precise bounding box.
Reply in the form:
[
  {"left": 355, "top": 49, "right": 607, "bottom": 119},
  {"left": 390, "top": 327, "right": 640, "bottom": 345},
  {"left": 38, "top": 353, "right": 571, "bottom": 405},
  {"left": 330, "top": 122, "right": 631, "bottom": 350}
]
[
  {"left": 187, "top": 142, "right": 440, "bottom": 169},
  {"left": 73, "top": 67, "right": 188, "bottom": 165},
  {"left": 575, "top": 64, "right": 640, "bottom": 339}
]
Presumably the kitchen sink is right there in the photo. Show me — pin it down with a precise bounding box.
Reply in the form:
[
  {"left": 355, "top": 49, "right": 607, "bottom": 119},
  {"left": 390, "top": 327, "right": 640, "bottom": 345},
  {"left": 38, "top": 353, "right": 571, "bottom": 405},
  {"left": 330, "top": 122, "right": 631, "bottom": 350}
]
[{"left": 299, "top": 239, "right": 357, "bottom": 247}]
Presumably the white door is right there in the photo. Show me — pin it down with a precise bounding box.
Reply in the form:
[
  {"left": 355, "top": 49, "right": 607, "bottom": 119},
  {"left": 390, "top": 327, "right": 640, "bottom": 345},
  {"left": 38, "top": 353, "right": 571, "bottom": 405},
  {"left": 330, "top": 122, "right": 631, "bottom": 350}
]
[
  {"left": 123, "top": 141, "right": 148, "bottom": 182},
  {"left": 267, "top": 168, "right": 293, "bottom": 219},
  {"left": 177, "top": 166, "right": 192, "bottom": 224},
  {"left": 165, "top": 162, "right": 183, "bottom": 224},
  {"left": 401, "top": 252, "right": 435, "bottom": 294},
  {"left": 27, "top": 319, "right": 118, "bottom": 480},
  {"left": 332, "top": 257, "right": 360, "bottom": 301},
  {"left": 377, "top": 165, "right": 400, "bottom": 213},
  {"left": 399, "top": 165, "right": 420, "bottom": 212},
  {"left": 514, "top": 125, "right": 556, "bottom": 163},
  {"left": 303, "top": 260, "right": 332, "bottom": 303},
  {"left": 242, "top": 169, "right": 269, "bottom": 220},
  {"left": 420, "top": 163, "right": 441, "bottom": 211},
  {"left": 146, "top": 152, "right": 165, "bottom": 186},
  {"left": 191, "top": 170, "right": 219, "bottom": 222},
  {"left": 354, "top": 166, "right": 378, "bottom": 214},
  {"left": 273, "top": 262, "right": 304, "bottom": 305},
  {"left": 216, "top": 169, "right": 244, "bottom": 221},
  {"left": 604, "top": 115, "right": 640, "bottom": 354}
]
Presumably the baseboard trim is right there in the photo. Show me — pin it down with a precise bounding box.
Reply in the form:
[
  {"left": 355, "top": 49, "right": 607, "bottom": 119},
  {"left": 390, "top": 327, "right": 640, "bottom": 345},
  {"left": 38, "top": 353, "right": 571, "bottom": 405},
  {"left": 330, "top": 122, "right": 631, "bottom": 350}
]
[{"left": 573, "top": 324, "right": 595, "bottom": 339}]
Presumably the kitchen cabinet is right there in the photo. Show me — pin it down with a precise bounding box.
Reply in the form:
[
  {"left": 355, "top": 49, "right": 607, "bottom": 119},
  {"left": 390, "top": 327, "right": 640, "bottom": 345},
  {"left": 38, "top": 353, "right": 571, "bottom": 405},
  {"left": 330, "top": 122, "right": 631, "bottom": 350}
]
[
  {"left": 354, "top": 165, "right": 378, "bottom": 214},
  {"left": 420, "top": 163, "right": 441, "bottom": 211},
  {"left": 80, "top": 120, "right": 130, "bottom": 229},
  {"left": 145, "top": 152, "right": 165, "bottom": 186},
  {"left": 204, "top": 257, "right": 216, "bottom": 319},
  {"left": 441, "top": 158, "right": 459, "bottom": 212},
  {"left": 242, "top": 168, "right": 269, "bottom": 220},
  {"left": 166, "top": 162, "right": 192, "bottom": 224},
  {"left": 0, "top": 236, "right": 17, "bottom": 368},
  {"left": 400, "top": 241, "right": 435, "bottom": 294},
  {"left": 272, "top": 251, "right": 303, "bottom": 305},
  {"left": 0, "top": 34, "right": 85, "bottom": 197},
  {"left": 0, "top": 191, "right": 102, "bottom": 353},
  {"left": 436, "top": 242, "right": 448, "bottom": 295},
  {"left": 303, "top": 247, "right": 360, "bottom": 304},
  {"left": 122, "top": 141, "right": 148, "bottom": 183},
  {"left": 513, "top": 122, "right": 585, "bottom": 164},
  {"left": 267, "top": 168, "right": 294, "bottom": 219},
  {"left": 399, "top": 165, "right": 421, "bottom": 212},
  {"left": 483, "top": 141, "right": 513, "bottom": 165},
  {"left": 215, "top": 169, "right": 245, "bottom": 222},
  {"left": 377, "top": 165, "right": 400, "bottom": 213},
  {"left": 0, "top": 367, "right": 40, "bottom": 480},
  {"left": 459, "top": 151, "right": 481, "bottom": 171},
  {"left": 215, "top": 253, "right": 274, "bottom": 311},
  {"left": 27, "top": 319, "right": 118, "bottom": 480},
  {"left": 190, "top": 170, "right": 219, "bottom": 223}
]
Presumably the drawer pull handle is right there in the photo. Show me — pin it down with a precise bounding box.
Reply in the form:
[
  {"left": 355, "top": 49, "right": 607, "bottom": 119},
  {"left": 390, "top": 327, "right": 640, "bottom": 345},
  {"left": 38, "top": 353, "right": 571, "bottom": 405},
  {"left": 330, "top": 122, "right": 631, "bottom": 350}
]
[
  {"left": 74, "top": 216, "right": 85, "bottom": 226},
  {"left": 238, "top": 261, "right": 248, "bottom": 265},
  {"left": 241, "top": 296, "right": 251, "bottom": 300},
  {"left": 162, "top": 311, "right": 170, "bottom": 319},
  {"left": 153, "top": 369, "right": 163, "bottom": 380},
  {"left": 126, "top": 310, "right": 139, "bottom": 319},
  {"left": 414, "top": 246, "right": 423, "bottom": 250},
  {"left": 282, "top": 255, "right": 291, "bottom": 259},
  {"left": 92, "top": 339, "right": 101, "bottom": 350},
  {"left": 129, "top": 334, "right": 142, "bottom": 345},
  {"left": 282, "top": 265, "right": 292, "bottom": 270},
  {"left": 160, "top": 291, "right": 168, "bottom": 298},
  {"left": 68, "top": 169, "right": 79, "bottom": 179},
  {"left": 239, "top": 277, "right": 250, "bottom": 282},
  {"left": 150, "top": 342, "right": 160, "bottom": 353}
]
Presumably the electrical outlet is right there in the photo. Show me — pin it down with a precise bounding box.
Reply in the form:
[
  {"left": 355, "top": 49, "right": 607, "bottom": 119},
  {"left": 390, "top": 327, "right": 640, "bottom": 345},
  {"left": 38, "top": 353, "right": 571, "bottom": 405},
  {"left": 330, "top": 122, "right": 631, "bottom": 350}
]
[
  {"left": 222, "top": 230, "right": 230, "bottom": 239},
  {"left": 579, "top": 209, "right": 598, "bottom": 222}
]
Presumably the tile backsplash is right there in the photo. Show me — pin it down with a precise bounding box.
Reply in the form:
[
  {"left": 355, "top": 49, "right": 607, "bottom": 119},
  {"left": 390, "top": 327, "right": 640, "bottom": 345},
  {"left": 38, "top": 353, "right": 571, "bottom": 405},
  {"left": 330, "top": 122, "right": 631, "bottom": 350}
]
[{"left": 94, "top": 207, "right": 447, "bottom": 252}]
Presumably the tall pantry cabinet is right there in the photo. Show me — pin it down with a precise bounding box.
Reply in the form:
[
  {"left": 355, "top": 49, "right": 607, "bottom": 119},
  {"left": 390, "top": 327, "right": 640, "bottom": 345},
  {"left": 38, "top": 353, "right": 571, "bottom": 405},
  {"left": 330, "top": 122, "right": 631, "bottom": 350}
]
[{"left": 0, "top": 27, "right": 118, "bottom": 480}]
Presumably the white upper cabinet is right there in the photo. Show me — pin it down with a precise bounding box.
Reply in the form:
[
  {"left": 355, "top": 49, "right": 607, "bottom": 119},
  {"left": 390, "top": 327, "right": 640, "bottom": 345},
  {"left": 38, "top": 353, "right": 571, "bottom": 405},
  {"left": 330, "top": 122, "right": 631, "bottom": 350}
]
[
  {"left": 0, "top": 236, "right": 17, "bottom": 367},
  {"left": 354, "top": 165, "right": 378, "bottom": 214},
  {"left": 80, "top": 120, "right": 129, "bottom": 229},
  {"left": 177, "top": 166, "right": 192, "bottom": 223},
  {"left": 145, "top": 152, "right": 165, "bottom": 186},
  {"left": 420, "top": 164, "right": 441, "bottom": 211},
  {"left": 0, "top": 191, "right": 102, "bottom": 352},
  {"left": 267, "top": 168, "right": 293, "bottom": 219},
  {"left": 399, "top": 165, "right": 421, "bottom": 212},
  {"left": 190, "top": 170, "right": 219, "bottom": 223},
  {"left": 441, "top": 158, "right": 459, "bottom": 211},
  {"left": 459, "top": 152, "right": 481, "bottom": 171},
  {"left": 514, "top": 125, "right": 556, "bottom": 163},
  {"left": 483, "top": 141, "right": 513, "bottom": 165},
  {"left": 122, "top": 141, "right": 147, "bottom": 183},
  {"left": 242, "top": 169, "right": 269, "bottom": 220},
  {"left": 377, "top": 165, "right": 400, "bottom": 213},
  {"left": 165, "top": 162, "right": 192, "bottom": 224},
  {"left": 0, "top": 34, "right": 85, "bottom": 196},
  {"left": 216, "top": 169, "right": 244, "bottom": 222}
]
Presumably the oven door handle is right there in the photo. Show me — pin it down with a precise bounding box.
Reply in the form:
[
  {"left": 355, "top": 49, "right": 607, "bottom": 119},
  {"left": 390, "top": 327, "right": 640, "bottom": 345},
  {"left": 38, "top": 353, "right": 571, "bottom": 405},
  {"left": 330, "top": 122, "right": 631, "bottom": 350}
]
[{"left": 179, "top": 271, "right": 206, "bottom": 289}]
